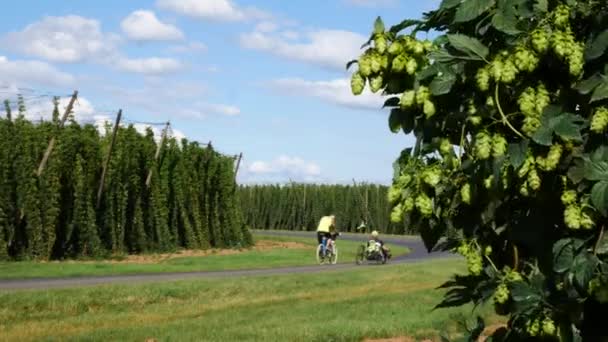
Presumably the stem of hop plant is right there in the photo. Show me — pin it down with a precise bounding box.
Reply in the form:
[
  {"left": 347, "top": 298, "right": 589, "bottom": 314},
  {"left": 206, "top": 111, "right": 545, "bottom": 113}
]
[
  {"left": 512, "top": 244, "right": 519, "bottom": 272},
  {"left": 459, "top": 124, "right": 465, "bottom": 161},
  {"left": 494, "top": 85, "right": 524, "bottom": 138}
]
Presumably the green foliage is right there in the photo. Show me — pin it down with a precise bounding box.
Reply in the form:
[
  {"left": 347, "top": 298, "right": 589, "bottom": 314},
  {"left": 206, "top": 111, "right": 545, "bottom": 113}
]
[
  {"left": 0, "top": 102, "right": 251, "bottom": 260},
  {"left": 238, "top": 183, "right": 411, "bottom": 234},
  {"left": 350, "top": 0, "right": 608, "bottom": 340}
]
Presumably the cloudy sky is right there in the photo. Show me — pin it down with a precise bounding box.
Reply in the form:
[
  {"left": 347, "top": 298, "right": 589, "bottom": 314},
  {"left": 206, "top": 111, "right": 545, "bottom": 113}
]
[{"left": 0, "top": 0, "right": 440, "bottom": 184}]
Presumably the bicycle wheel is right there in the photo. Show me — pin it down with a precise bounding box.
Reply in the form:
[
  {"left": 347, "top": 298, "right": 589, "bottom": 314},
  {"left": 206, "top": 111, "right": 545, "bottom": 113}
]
[
  {"left": 330, "top": 246, "right": 338, "bottom": 265},
  {"left": 316, "top": 244, "right": 324, "bottom": 264},
  {"left": 355, "top": 245, "right": 365, "bottom": 265}
]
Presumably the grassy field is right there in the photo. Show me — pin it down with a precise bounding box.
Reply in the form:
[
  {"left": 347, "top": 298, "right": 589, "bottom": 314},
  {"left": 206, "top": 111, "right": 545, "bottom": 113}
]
[
  {"left": 0, "top": 234, "right": 410, "bottom": 279},
  {"left": 0, "top": 258, "right": 500, "bottom": 342}
]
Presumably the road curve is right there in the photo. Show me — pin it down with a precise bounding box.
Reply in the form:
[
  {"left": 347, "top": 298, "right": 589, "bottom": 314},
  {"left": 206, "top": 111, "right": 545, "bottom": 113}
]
[{"left": 0, "top": 230, "right": 453, "bottom": 291}]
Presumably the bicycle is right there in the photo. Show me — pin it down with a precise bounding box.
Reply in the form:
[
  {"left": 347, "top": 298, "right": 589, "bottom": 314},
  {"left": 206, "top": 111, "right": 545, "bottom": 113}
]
[
  {"left": 316, "top": 234, "right": 339, "bottom": 265},
  {"left": 355, "top": 240, "right": 388, "bottom": 265}
]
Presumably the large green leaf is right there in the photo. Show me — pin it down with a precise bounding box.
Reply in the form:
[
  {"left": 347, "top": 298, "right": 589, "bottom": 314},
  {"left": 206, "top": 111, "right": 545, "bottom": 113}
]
[
  {"left": 592, "top": 146, "right": 608, "bottom": 163},
  {"left": 453, "top": 0, "right": 496, "bottom": 23},
  {"left": 574, "top": 74, "right": 603, "bottom": 95},
  {"left": 429, "top": 49, "right": 459, "bottom": 63},
  {"left": 508, "top": 140, "right": 529, "bottom": 168},
  {"left": 491, "top": 11, "right": 520, "bottom": 35},
  {"left": 591, "top": 81, "right": 608, "bottom": 103},
  {"left": 440, "top": 0, "right": 463, "bottom": 9},
  {"left": 533, "top": 0, "right": 548, "bottom": 12},
  {"left": 389, "top": 19, "right": 422, "bottom": 34},
  {"left": 553, "top": 239, "right": 575, "bottom": 273},
  {"left": 447, "top": 34, "right": 489, "bottom": 60},
  {"left": 584, "top": 159, "right": 608, "bottom": 181},
  {"left": 572, "top": 253, "right": 598, "bottom": 291},
  {"left": 596, "top": 232, "right": 608, "bottom": 255},
  {"left": 383, "top": 97, "right": 400, "bottom": 108},
  {"left": 430, "top": 72, "right": 457, "bottom": 95},
  {"left": 552, "top": 113, "right": 584, "bottom": 142},
  {"left": 568, "top": 159, "right": 586, "bottom": 184},
  {"left": 388, "top": 109, "right": 402, "bottom": 133},
  {"left": 585, "top": 30, "right": 608, "bottom": 61},
  {"left": 532, "top": 107, "right": 583, "bottom": 145},
  {"left": 591, "top": 181, "right": 608, "bottom": 216}
]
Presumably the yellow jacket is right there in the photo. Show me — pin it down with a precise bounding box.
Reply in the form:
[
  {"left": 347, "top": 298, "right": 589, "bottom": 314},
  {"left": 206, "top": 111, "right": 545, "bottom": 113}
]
[{"left": 316, "top": 216, "right": 335, "bottom": 233}]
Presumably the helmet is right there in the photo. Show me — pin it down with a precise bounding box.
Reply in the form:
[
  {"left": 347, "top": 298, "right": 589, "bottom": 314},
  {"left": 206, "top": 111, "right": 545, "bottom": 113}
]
[{"left": 371, "top": 230, "right": 379, "bottom": 237}]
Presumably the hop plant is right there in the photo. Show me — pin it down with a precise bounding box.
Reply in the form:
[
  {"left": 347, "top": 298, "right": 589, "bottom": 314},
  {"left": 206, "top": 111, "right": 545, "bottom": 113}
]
[
  {"left": 359, "top": 53, "right": 372, "bottom": 77},
  {"left": 422, "top": 168, "right": 441, "bottom": 186},
  {"left": 491, "top": 134, "right": 507, "bottom": 158},
  {"left": 474, "top": 132, "right": 492, "bottom": 160},
  {"left": 423, "top": 100, "right": 436, "bottom": 118},
  {"left": 415, "top": 86, "right": 430, "bottom": 104},
  {"left": 553, "top": 4, "right": 571, "bottom": 28},
  {"left": 439, "top": 139, "right": 451, "bottom": 155},
  {"left": 537, "top": 144, "right": 563, "bottom": 171},
  {"left": 542, "top": 317, "right": 556, "bottom": 336},
  {"left": 526, "top": 319, "right": 540, "bottom": 337},
  {"left": 390, "top": 202, "right": 404, "bottom": 223},
  {"left": 370, "top": 74, "right": 384, "bottom": 93},
  {"left": 406, "top": 58, "right": 418, "bottom": 75},
  {"left": 415, "top": 193, "right": 433, "bottom": 217},
  {"left": 484, "top": 175, "right": 494, "bottom": 189},
  {"left": 374, "top": 34, "right": 387, "bottom": 54},
  {"left": 403, "top": 196, "right": 414, "bottom": 212},
  {"left": 531, "top": 28, "right": 549, "bottom": 53},
  {"left": 388, "top": 40, "right": 403, "bottom": 55},
  {"left": 494, "top": 283, "right": 510, "bottom": 304},
  {"left": 580, "top": 212, "right": 594, "bottom": 230},
  {"left": 400, "top": 90, "right": 416, "bottom": 108},
  {"left": 591, "top": 107, "right": 608, "bottom": 133},
  {"left": 350, "top": 72, "right": 365, "bottom": 95},
  {"left": 564, "top": 204, "right": 581, "bottom": 229},
  {"left": 561, "top": 190, "right": 577, "bottom": 205},
  {"left": 392, "top": 54, "right": 407, "bottom": 72},
  {"left": 387, "top": 185, "right": 401, "bottom": 204},
  {"left": 371, "top": 52, "right": 383, "bottom": 73},
  {"left": 527, "top": 168, "right": 541, "bottom": 191},
  {"left": 461, "top": 183, "right": 471, "bottom": 204}
]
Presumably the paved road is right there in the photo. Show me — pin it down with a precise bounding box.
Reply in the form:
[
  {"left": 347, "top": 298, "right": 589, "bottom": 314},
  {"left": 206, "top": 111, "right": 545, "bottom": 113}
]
[{"left": 0, "top": 230, "right": 453, "bottom": 291}]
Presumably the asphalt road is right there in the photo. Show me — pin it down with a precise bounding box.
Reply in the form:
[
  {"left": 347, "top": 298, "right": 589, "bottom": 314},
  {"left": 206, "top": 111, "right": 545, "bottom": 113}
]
[{"left": 0, "top": 230, "right": 453, "bottom": 291}]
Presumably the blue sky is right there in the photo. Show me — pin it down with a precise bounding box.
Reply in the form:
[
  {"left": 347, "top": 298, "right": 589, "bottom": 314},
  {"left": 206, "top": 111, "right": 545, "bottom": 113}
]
[{"left": 0, "top": 0, "right": 440, "bottom": 184}]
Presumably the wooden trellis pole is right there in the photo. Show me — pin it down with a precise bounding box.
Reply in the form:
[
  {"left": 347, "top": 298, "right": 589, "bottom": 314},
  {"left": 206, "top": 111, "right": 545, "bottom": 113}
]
[
  {"left": 36, "top": 90, "right": 78, "bottom": 176},
  {"left": 96, "top": 109, "right": 122, "bottom": 209}
]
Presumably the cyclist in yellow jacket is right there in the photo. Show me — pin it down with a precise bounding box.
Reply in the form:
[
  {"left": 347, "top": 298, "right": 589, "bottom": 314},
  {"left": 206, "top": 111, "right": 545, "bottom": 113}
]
[{"left": 316, "top": 215, "right": 338, "bottom": 254}]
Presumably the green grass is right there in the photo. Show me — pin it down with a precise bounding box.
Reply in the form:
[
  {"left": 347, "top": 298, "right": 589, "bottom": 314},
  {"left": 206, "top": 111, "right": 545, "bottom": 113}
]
[
  {"left": 0, "top": 258, "right": 500, "bottom": 342},
  {"left": 0, "top": 234, "right": 410, "bottom": 280}
]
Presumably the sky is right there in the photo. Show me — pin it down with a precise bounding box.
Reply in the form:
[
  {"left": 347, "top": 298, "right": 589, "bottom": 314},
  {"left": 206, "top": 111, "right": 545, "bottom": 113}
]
[{"left": 0, "top": 0, "right": 441, "bottom": 185}]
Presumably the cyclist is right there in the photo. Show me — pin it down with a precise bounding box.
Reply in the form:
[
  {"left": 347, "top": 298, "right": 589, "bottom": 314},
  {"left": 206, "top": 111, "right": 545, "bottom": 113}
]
[
  {"left": 316, "top": 215, "right": 338, "bottom": 255},
  {"left": 368, "top": 230, "right": 390, "bottom": 260}
]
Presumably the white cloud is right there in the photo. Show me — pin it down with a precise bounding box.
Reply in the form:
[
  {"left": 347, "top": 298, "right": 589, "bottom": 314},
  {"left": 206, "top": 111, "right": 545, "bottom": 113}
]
[
  {"left": 21, "top": 96, "right": 96, "bottom": 122},
  {"left": 345, "top": 0, "right": 398, "bottom": 7},
  {"left": 116, "top": 57, "right": 182, "bottom": 74},
  {"left": 267, "top": 77, "right": 386, "bottom": 111},
  {"left": 121, "top": 10, "right": 184, "bottom": 41},
  {"left": 240, "top": 28, "right": 366, "bottom": 70},
  {"left": 0, "top": 56, "right": 74, "bottom": 87},
  {"left": 245, "top": 155, "right": 322, "bottom": 182},
  {"left": 156, "top": 0, "right": 271, "bottom": 22},
  {"left": 168, "top": 41, "right": 207, "bottom": 53},
  {"left": 3, "top": 15, "right": 118, "bottom": 63},
  {"left": 255, "top": 21, "right": 278, "bottom": 33}
]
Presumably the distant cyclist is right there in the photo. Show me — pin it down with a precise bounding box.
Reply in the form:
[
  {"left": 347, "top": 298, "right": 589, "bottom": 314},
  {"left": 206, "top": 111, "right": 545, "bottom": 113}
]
[
  {"left": 368, "top": 230, "right": 390, "bottom": 260},
  {"left": 316, "top": 215, "right": 339, "bottom": 255}
]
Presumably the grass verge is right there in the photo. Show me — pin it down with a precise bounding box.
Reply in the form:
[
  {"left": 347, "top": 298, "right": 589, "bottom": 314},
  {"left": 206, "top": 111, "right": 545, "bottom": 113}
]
[
  {"left": 0, "top": 258, "right": 500, "bottom": 342},
  {"left": 0, "top": 234, "right": 410, "bottom": 280}
]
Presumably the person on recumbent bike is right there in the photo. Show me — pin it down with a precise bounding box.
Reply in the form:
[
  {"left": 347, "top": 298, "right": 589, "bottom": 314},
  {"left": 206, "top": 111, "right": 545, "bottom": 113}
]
[{"left": 367, "top": 230, "right": 390, "bottom": 260}]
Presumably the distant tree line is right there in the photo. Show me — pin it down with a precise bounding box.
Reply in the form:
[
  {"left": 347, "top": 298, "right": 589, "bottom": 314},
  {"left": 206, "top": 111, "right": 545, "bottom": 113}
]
[
  {"left": 237, "top": 183, "right": 414, "bottom": 234},
  {"left": 0, "top": 97, "right": 251, "bottom": 260}
]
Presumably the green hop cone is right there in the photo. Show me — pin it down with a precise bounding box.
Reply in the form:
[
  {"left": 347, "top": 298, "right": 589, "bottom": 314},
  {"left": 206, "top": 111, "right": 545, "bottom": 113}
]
[
  {"left": 531, "top": 29, "right": 549, "bottom": 53},
  {"left": 561, "top": 190, "right": 577, "bottom": 205},
  {"left": 413, "top": 41, "right": 425, "bottom": 55},
  {"left": 388, "top": 40, "right": 403, "bottom": 55},
  {"left": 484, "top": 246, "right": 492, "bottom": 256},
  {"left": 390, "top": 203, "right": 404, "bottom": 223},
  {"left": 591, "top": 107, "right": 608, "bottom": 133},
  {"left": 415, "top": 86, "right": 429, "bottom": 104},
  {"left": 490, "top": 59, "right": 504, "bottom": 81},
  {"left": 405, "top": 58, "right": 418, "bottom": 75},
  {"left": 518, "top": 154, "right": 534, "bottom": 178},
  {"left": 461, "top": 183, "right": 471, "bottom": 204},
  {"left": 359, "top": 54, "right": 372, "bottom": 77},
  {"left": 476, "top": 67, "right": 490, "bottom": 91},
  {"left": 507, "top": 271, "right": 522, "bottom": 282},
  {"left": 415, "top": 193, "right": 433, "bottom": 217},
  {"left": 466, "top": 253, "right": 483, "bottom": 276},
  {"left": 491, "top": 134, "right": 507, "bottom": 158},
  {"left": 522, "top": 117, "right": 542, "bottom": 137},
  {"left": 469, "top": 116, "right": 482, "bottom": 126},
  {"left": 543, "top": 144, "right": 563, "bottom": 171},
  {"left": 581, "top": 212, "right": 594, "bottom": 229},
  {"left": 391, "top": 54, "right": 407, "bottom": 72},
  {"left": 381, "top": 54, "right": 389, "bottom": 70},
  {"left": 484, "top": 175, "right": 494, "bottom": 189},
  {"left": 400, "top": 90, "right": 416, "bottom": 109},
  {"left": 387, "top": 185, "right": 402, "bottom": 204},
  {"left": 474, "top": 132, "right": 492, "bottom": 160},
  {"left": 350, "top": 72, "right": 365, "bottom": 95},
  {"left": 374, "top": 34, "right": 387, "bottom": 54},
  {"left": 528, "top": 168, "right": 541, "bottom": 191},
  {"left": 553, "top": 4, "right": 570, "bottom": 28},
  {"left": 526, "top": 319, "right": 540, "bottom": 337},
  {"left": 493, "top": 283, "right": 510, "bottom": 304},
  {"left": 569, "top": 45, "right": 584, "bottom": 76},
  {"left": 501, "top": 60, "right": 518, "bottom": 84},
  {"left": 403, "top": 196, "right": 414, "bottom": 212},
  {"left": 564, "top": 205, "right": 581, "bottom": 229},
  {"left": 423, "top": 40, "right": 433, "bottom": 52},
  {"left": 370, "top": 53, "right": 382, "bottom": 73},
  {"left": 439, "top": 139, "right": 451, "bottom": 155},
  {"left": 467, "top": 101, "right": 477, "bottom": 115},
  {"left": 520, "top": 181, "right": 529, "bottom": 196},
  {"left": 542, "top": 317, "right": 556, "bottom": 336},
  {"left": 370, "top": 74, "right": 384, "bottom": 93},
  {"left": 423, "top": 100, "right": 436, "bottom": 118},
  {"left": 486, "top": 96, "right": 495, "bottom": 107},
  {"left": 397, "top": 174, "right": 412, "bottom": 187},
  {"left": 422, "top": 168, "right": 441, "bottom": 186}
]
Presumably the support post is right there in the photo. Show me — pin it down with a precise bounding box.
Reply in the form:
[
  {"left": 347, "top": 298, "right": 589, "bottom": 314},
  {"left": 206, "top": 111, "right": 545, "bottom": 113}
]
[
  {"left": 36, "top": 90, "right": 78, "bottom": 176},
  {"left": 234, "top": 152, "right": 243, "bottom": 183},
  {"left": 96, "top": 109, "right": 122, "bottom": 209}
]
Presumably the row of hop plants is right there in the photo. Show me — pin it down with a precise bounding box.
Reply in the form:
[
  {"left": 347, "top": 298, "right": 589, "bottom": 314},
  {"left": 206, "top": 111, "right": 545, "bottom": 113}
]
[
  {"left": 237, "top": 182, "right": 413, "bottom": 234},
  {"left": 349, "top": 0, "right": 608, "bottom": 340},
  {"left": 0, "top": 97, "right": 251, "bottom": 260}
]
